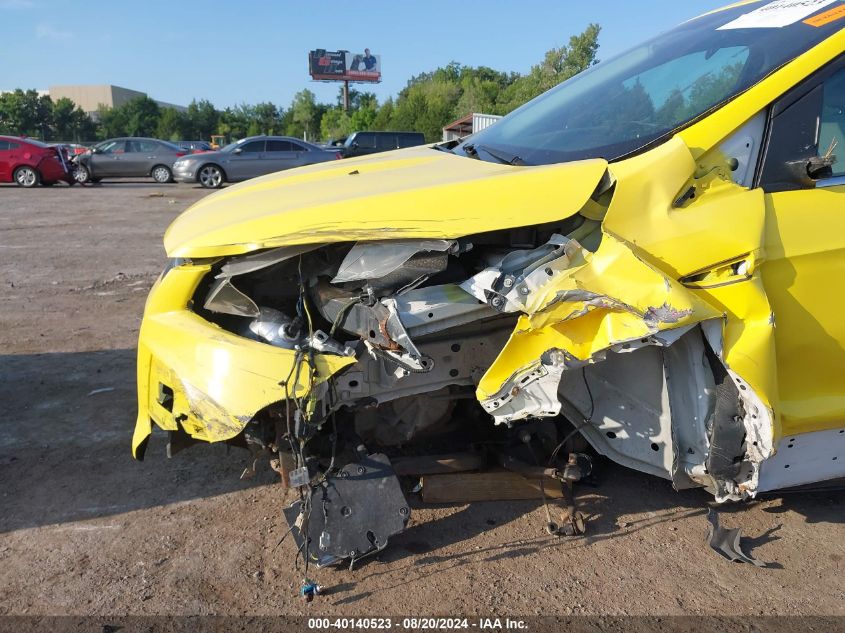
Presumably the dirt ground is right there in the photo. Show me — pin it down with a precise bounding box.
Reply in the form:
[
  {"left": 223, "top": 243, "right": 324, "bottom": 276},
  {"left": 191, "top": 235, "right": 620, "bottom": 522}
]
[{"left": 0, "top": 181, "right": 843, "bottom": 618}]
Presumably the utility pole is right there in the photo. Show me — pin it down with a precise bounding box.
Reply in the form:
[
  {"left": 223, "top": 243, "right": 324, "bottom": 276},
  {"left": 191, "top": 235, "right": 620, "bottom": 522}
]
[{"left": 342, "top": 80, "right": 350, "bottom": 112}]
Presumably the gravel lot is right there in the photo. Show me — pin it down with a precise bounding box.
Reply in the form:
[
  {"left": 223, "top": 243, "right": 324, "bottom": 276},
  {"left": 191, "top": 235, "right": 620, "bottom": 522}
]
[{"left": 0, "top": 181, "right": 843, "bottom": 618}]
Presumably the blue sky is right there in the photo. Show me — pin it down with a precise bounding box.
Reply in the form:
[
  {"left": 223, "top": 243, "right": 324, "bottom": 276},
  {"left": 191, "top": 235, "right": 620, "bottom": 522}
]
[{"left": 2, "top": 0, "right": 728, "bottom": 109}]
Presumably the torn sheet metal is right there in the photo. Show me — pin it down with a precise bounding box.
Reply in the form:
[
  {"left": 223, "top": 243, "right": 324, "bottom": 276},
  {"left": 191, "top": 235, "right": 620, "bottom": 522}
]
[
  {"left": 331, "top": 239, "right": 456, "bottom": 283},
  {"left": 466, "top": 141, "right": 774, "bottom": 500},
  {"left": 600, "top": 137, "right": 777, "bottom": 490},
  {"left": 283, "top": 453, "right": 410, "bottom": 567},
  {"left": 476, "top": 233, "right": 721, "bottom": 413},
  {"left": 706, "top": 509, "right": 767, "bottom": 567},
  {"left": 311, "top": 281, "right": 422, "bottom": 358},
  {"left": 204, "top": 277, "right": 260, "bottom": 317},
  {"left": 392, "top": 283, "right": 499, "bottom": 337},
  {"left": 219, "top": 244, "right": 320, "bottom": 277}
]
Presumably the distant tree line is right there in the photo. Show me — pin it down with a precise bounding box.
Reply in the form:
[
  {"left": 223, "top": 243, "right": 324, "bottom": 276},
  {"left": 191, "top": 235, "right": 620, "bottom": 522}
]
[
  {"left": 0, "top": 25, "right": 600, "bottom": 144},
  {"left": 0, "top": 90, "right": 97, "bottom": 142}
]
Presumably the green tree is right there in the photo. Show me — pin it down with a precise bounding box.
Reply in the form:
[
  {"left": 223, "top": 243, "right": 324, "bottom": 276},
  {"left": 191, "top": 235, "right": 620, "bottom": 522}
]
[
  {"left": 0, "top": 89, "right": 46, "bottom": 136},
  {"left": 156, "top": 107, "right": 190, "bottom": 141},
  {"left": 320, "top": 107, "right": 352, "bottom": 140},
  {"left": 122, "top": 96, "right": 161, "bottom": 137},
  {"left": 371, "top": 98, "right": 394, "bottom": 130},
  {"left": 497, "top": 24, "right": 601, "bottom": 113},
  {"left": 52, "top": 97, "right": 76, "bottom": 139},
  {"left": 391, "top": 77, "right": 462, "bottom": 141},
  {"left": 97, "top": 104, "right": 128, "bottom": 139},
  {"left": 218, "top": 104, "right": 254, "bottom": 140},
  {"left": 288, "top": 89, "right": 320, "bottom": 141},
  {"left": 349, "top": 104, "right": 377, "bottom": 132},
  {"left": 70, "top": 107, "right": 96, "bottom": 141},
  {"left": 35, "top": 94, "right": 54, "bottom": 140},
  {"left": 186, "top": 99, "right": 219, "bottom": 139},
  {"left": 253, "top": 102, "right": 281, "bottom": 135}
]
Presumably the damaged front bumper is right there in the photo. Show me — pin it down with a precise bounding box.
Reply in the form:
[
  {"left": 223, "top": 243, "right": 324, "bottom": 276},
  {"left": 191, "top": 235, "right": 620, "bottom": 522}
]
[{"left": 132, "top": 262, "right": 355, "bottom": 459}]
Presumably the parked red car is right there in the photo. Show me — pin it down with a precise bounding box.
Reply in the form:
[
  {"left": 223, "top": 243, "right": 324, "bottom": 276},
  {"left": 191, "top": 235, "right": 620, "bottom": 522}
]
[{"left": 0, "top": 136, "right": 74, "bottom": 187}]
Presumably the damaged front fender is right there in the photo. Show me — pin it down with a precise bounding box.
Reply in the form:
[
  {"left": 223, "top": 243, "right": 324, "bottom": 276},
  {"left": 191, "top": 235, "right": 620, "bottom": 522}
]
[
  {"left": 132, "top": 263, "right": 355, "bottom": 459},
  {"left": 471, "top": 137, "right": 777, "bottom": 500}
]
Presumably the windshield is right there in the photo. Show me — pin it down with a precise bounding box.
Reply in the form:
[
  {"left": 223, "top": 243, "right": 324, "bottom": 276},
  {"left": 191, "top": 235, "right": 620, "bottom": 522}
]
[{"left": 459, "top": 0, "right": 845, "bottom": 166}]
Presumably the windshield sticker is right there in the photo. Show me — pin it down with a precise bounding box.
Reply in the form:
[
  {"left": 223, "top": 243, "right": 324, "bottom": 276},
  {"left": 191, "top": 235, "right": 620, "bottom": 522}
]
[
  {"left": 718, "top": 0, "right": 838, "bottom": 29},
  {"left": 804, "top": 3, "right": 845, "bottom": 24}
]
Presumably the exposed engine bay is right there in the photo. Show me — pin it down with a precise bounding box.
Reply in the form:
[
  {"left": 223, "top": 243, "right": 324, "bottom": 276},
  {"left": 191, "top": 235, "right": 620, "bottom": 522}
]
[{"left": 169, "top": 171, "right": 772, "bottom": 569}]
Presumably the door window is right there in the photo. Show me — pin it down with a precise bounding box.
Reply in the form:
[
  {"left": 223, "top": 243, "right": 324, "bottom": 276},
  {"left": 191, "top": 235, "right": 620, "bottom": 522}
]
[
  {"left": 266, "top": 140, "right": 295, "bottom": 152},
  {"left": 819, "top": 72, "right": 845, "bottom": 177},
  {"left": 0, "top": 141, "right": 9, "bottom": 151},
  {"left": 759, "top": 63, "right": 845, "bottom": 192},
  {"left": 353, "top": 133, "right": 375, "bottom": 149},
  {"left": 97, "top": 140, "right": 125, "bottom": 154},
  {"left": 127, "top": 140, "right": 160, "bottom": 153},
  {"left": 238, "top": 140, "right": 265, "bottom": 153},
  {"left": 376, "top": 135, "right": 397, "bottom": 150}
]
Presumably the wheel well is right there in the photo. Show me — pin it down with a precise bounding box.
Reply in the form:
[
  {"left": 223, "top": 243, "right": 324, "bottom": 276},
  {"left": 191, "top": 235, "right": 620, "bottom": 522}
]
[
  {"left": 198, "top": 163, "right": 226, "bottom": 182},
  {"left": 13, "top": 164, "right": 40, "bottom": 182}
]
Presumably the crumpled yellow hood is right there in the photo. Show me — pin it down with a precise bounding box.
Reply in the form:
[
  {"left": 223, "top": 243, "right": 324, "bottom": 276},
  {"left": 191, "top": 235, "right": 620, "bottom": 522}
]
[{"left": 164, "top": 145, "right": 609, "bottom": 258}]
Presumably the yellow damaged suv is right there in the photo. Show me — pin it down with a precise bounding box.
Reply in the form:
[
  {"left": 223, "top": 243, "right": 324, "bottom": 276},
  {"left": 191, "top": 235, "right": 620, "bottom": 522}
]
[{"left": 135, "top": 1, "right": 845, "bottom": 565}]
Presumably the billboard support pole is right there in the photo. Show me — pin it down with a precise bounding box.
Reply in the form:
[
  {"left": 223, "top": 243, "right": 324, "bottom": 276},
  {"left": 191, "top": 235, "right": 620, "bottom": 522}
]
[{"left": 342, "top": 80, "right": 350, "bottom": 112}]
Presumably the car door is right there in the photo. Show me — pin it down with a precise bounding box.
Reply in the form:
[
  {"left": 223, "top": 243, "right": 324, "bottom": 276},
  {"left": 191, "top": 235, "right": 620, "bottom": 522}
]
[
  {"left": 90, "top": 140, "right": 127, "bottom": 177},
  {"left": 123, "top": 139, "right": 160, "bottom": 176},
  {"left": 224, "top": 139, "right": 265, "bottom": 181},
  {"left": 0, "top": 140, "right": 11, "bottom": 181},
  {"left": 758, "top": 59, "right": 845, "bottom": 439},
  {"left": 262, "top": 139, "right": 300, "bottom": 173}
]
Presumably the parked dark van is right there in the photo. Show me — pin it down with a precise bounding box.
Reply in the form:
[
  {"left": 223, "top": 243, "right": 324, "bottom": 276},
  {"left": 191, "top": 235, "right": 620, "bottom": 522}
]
[{"left": 342, "top": 131, "right": 426, "bottom": 158}]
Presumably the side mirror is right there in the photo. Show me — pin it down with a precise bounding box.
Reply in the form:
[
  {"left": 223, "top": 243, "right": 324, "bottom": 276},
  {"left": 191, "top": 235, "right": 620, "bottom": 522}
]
[
  {"left": 785, "top": 154, "right": 836, "bottom": 186},
  {"left": 90, "top": 147, "right": 100, "bottom": 154},
  {"left": 232, "top": 147, "right": 243, "bottom": 155},
  {"left": 350, "top": 142, "right": 359, "bottom": 150}
]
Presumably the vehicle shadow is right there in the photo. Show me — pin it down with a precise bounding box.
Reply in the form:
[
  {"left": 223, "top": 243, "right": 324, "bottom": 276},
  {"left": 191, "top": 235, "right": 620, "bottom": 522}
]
[
  {"left": 0, "top": 349, "right": 273, "bottom": 534},
  {"left": 349, "top": 458, "right": 842, "bottom": 579}
]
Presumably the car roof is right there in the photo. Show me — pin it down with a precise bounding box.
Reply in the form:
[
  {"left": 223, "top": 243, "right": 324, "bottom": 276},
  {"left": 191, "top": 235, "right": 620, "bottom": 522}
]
[
  {"left": 234, "top": 135, "right": 325, "bottom": 149},
  {"left": 102, "top": 137, "right": 161, "bottom": 142},
  {"left": 351, "top": 130, "right": 422, "bottom": 134},
  {"left": 239, "top": 135, "right": 303, "bottom": 141}
]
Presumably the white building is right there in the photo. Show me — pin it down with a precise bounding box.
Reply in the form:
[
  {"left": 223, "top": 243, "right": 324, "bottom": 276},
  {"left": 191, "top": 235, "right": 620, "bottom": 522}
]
[{"left": 442, "top": 112, "right": 502, "bottom": 142}]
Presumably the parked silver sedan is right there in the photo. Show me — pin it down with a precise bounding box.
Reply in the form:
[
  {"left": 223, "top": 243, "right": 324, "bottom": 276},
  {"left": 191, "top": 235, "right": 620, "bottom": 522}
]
[
  {"left": 172, "top": 136, "right": 342, "bottom": 188},
  {"left": 73, "top": 138, "right": 185, "bottom": 184}
]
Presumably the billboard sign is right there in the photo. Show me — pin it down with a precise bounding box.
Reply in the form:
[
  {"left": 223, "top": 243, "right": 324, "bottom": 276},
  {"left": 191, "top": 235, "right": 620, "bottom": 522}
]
[{"left": 308, "top": 49, "right": 381, "bottom": 82}]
